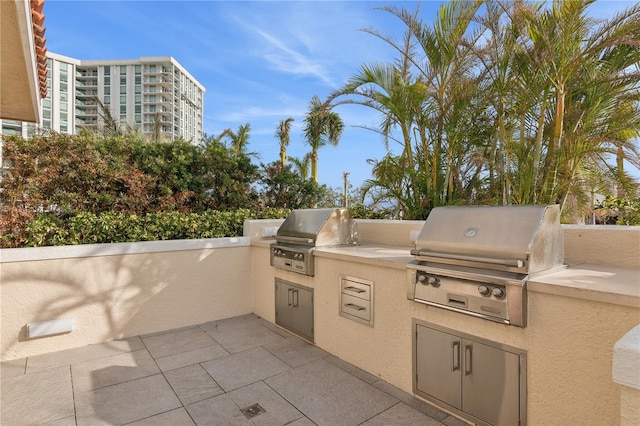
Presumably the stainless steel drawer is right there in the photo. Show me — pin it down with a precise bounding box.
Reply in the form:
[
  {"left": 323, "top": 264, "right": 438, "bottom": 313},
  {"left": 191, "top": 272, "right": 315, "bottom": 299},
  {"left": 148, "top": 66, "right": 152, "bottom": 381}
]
[
  {"left": 341, "top": 293, "right": 371, "bottom": 322},
  {"left": 341, "top": 278, "right": 371, "bottom": 300}
]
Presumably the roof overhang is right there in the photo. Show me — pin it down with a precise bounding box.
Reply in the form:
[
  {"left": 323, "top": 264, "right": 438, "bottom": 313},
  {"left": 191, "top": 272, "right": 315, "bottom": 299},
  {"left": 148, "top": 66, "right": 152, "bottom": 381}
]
[{"left": 0, "top": 0, "right": 47, "bottom": 123}]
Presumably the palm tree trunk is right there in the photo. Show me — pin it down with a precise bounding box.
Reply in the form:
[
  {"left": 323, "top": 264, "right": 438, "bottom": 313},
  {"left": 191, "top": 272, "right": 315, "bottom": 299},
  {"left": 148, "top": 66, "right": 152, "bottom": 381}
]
[
  {"left": 311, "top": 150, "right": 318, "bottom": 182},
  {"left": 531, "top": 93, "right": 549, "bottom": 204},
  {"left": 543, "top": 84, "right": 565, "bottom": 205}
]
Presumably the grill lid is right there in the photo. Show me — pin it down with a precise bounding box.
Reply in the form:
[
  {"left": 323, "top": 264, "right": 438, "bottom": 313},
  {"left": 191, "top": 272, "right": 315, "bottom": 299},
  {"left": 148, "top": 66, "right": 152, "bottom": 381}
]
[
  {"left": 412, "top": 205, "right": 564, "bottom": 274},
  {"left": 276, "top": 208, "right": 355, "bottom": 247}
]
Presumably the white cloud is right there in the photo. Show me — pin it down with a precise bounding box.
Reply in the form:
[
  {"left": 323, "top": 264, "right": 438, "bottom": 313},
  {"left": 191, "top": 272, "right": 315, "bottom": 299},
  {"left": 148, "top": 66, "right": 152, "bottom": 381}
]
[{"left": 251, "top": 28, "right": 337, "bottom": 87}]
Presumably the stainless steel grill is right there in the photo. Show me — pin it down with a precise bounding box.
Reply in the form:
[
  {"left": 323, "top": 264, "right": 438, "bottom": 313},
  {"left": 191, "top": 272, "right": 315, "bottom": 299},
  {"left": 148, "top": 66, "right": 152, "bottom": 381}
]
[
  {"left": 270, "top": 208, "right": 356, "bottom": 276},
  {"left": 407, "top": 205, "right": 565, "bottom": 327}
]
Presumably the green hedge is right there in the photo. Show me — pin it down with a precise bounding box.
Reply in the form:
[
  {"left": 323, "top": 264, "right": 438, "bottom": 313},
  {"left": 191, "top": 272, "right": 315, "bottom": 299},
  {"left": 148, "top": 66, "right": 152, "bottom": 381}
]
[{"left": 20, "top": 208, "right": 289, "bottom": 248}]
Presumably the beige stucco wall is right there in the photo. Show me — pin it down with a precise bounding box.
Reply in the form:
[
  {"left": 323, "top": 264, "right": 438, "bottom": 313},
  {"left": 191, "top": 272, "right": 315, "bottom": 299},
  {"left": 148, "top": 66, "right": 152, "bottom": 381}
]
[
  {"left": 250, "top": 221, "right": 640, "bottom": 425},
  {"left": 620, "top": 387, "right": 640, "bottom": 426},
  {"left": 1, "top": 239, "right": 252, "bottom": 361},
  {"left": 290, "top": 256, "right": 639, "bottom": 426},
  {"left": 563, "top": 225, "right": 640, "bottom": 269}
]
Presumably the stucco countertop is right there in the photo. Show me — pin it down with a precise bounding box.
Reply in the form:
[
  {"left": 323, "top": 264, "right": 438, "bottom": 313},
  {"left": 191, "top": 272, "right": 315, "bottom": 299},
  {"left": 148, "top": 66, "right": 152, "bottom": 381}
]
[
  {"left": 315, "top": 244, "right": 414, "bottom": 271},
  {"left": 253, "top": 240, "right": 640, "bottom": 308},
  {"left": 316, "top": 244, "right": 640, "bottom": 309},
  {"left": 528, "top": 263, "right": 640, "bottom": 308}
]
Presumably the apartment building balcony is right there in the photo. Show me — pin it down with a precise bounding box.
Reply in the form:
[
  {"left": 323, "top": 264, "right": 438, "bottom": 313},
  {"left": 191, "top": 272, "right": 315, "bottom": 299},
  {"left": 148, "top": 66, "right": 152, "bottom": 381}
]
[
  {"left": 75, "top": 117, "right": 97, "bottom": 126},
  {"left": 75, "top": 80, "right": 98, "bottom": 87},
  {"left": 143, "top": 78, "right": 172, "bottom": 85},
  {"left": 1, "top": 222, "right": 638, "bottom": 426},
  {"left": 76, "top": 90, "right": 98, "bottom": 98},
  {"left": 75, "top": 71, "right": 98, "bottom": 78}
]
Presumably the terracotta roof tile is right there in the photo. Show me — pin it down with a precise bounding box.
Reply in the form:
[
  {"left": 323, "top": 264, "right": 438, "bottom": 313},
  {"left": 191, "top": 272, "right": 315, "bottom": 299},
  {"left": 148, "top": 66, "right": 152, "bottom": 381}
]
[{"left": 31, "top": 0, "right": 47, "bottom": 98}]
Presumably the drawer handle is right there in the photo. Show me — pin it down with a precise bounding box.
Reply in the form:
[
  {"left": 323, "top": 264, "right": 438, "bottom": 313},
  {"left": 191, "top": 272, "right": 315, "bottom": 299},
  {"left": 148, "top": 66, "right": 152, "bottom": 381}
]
[
  {"left": 344, "top": 286, "right": 366, "bottom": 293},
  {"left": 345, "top": 303, "right": 366, "bottom": 311}
]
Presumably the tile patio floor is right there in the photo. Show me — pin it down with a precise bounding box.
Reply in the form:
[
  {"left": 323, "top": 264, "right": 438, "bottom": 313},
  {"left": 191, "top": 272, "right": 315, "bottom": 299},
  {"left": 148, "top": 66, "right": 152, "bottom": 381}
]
[{"left": 1, "top": 314, "right": 468, "bottom": 426}]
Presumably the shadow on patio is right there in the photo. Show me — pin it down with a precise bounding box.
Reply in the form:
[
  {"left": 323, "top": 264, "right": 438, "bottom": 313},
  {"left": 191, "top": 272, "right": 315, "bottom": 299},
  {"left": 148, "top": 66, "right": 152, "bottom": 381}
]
[{"left": 1, "top": 314, "right": 467, "bottom": 426}]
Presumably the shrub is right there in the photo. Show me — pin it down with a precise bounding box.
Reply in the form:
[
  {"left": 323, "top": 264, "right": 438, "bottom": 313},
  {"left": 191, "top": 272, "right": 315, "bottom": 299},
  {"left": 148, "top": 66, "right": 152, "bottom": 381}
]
[{"left": 18, "top": 208, "right": 290, "bottom": 248}]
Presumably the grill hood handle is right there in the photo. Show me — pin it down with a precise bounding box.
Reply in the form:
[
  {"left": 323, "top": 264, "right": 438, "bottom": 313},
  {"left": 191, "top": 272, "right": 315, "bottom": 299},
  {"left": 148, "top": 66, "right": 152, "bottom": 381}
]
[
  {"left": 276, "top": 235, "right": 315, "bottom": 245},
  {"left": 410, "top": 249, "right": 524, "bottom": 268}
]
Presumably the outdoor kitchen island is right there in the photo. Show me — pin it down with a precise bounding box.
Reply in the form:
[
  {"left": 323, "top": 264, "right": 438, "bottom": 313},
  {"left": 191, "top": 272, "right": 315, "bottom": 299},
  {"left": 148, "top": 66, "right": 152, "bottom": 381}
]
[{"left": 248, "top": 219, "right": 640, "bottom": 426}]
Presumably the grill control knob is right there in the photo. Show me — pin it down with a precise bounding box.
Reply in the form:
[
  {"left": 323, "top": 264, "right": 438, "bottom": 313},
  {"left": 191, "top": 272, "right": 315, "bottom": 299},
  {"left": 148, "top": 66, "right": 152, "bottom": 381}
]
[
  {"left": 417, "top": 274, "right": 427, "bottom": 284},
  {"left": 427, "top": 276, "right": 440, "bottom": 287},
  {"left": 478, "top": 285, "right": 491, "bottom": 296},
  {"left": 492, "top": 287, "right": 506, "bottom": 299}
]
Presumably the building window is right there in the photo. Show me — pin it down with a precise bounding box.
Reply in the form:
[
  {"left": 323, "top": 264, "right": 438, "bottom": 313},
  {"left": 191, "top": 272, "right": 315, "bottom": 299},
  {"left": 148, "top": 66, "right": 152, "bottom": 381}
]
[
  {"left": 60, "top": 124, "right": 68, "bottom": 132},
  {"left": 43, "top": 99, "right": 51, "bottom": 108},
  {"left": 135, "top": 65, "right": 141, "bottom": 74},
  {"left": 135, "top": 95, "right": 141, "bottom": 103},
  {"left": 135, "top": 114, "right": 141, "bottom": 123},
  {"left": 120, "top": 66, "right": 126, "bottom": 75},
  {"left": 104, "top": 86, "right": 110, "bottom": 95},
  {"left": 135, "top": 76, "right": 141, "bottom": 84},
  {"left": 61, "top": 113, "right": 68, "bottom": 121},
  {"left": 135, "top": 105, "right": 141, "bottom": 113},
  {"left": 120, "top": 86, "right": 126, "bottom": 94},
  {"left": 120, "top": 95, "right": 126, "bottom": 104},
  {"left": 43, "top": 119, "right": 51, "bottom": 128},
  {"left": 120, "top": 106, "right": 126, "bottom": 114},
  {"left": 135, "top": 85, "right": 141, "bottom": 94},
  {"left": 104, "top": 76, "right": 110, "bottom": 85},
  {"left": 104, "top": 66, "right": 110, "bottom": 76},
  {"left": 60, "top": 102, "right": 68, "bottom": 112},
  {"left": 120, "top": 77, "right": 126, "bottom": 85},
  {"left": 149, "top": 95, "right": 156, "bottom": 102},
  {"left": 60, "top": 92, "right": 67, "bottom": 101},
  {"left": 60, "top": 73, "right": 68, "bottom": 82},
  {"left": 60, "top": 82, "right": 68, "bottom": 91},
  {"left": 60, "top": 62, "right": 68, "bottom": 71},
  {"left": 43, "top": 110, "right": 51, "bottom": 119}
]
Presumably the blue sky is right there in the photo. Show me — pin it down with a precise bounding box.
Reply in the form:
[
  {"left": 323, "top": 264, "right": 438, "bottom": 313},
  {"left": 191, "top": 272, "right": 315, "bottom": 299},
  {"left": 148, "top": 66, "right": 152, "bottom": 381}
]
[{"left": 43, "top": 0, "right": 636, "bottom": 191}]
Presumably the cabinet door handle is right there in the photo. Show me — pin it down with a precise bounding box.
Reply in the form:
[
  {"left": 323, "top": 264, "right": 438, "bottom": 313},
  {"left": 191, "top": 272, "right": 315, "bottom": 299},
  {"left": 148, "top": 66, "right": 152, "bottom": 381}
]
[
  {"left": 344, "top": 286, "right": 365, "bottom": 293},
  {"left": 464, "top": 344, "right": 473, "bottom": 376},
  {"left": 344, "top": 303, "right": 366, "bottom": 311},
  {"left": 287, "top": 288, "right": 293, "bottom": 306},
  {"left": 293, "top": 289, "right": 299, "bottom": 307},
  {"left": 452, "top": 341, "right": 460, "bottom": 372}
]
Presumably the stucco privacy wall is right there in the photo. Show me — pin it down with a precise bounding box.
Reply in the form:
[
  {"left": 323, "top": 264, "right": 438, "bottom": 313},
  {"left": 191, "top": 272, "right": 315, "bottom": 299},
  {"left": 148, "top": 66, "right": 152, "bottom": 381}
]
[{"left": 0, "top": 238, "right": 252, "bottom": 361}]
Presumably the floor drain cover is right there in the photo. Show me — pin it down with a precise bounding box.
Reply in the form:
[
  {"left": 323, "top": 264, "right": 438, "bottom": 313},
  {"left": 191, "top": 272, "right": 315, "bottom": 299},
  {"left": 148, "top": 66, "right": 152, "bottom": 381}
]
[{"left": 241, "top": 403, "right": 266, "bottom": 419}]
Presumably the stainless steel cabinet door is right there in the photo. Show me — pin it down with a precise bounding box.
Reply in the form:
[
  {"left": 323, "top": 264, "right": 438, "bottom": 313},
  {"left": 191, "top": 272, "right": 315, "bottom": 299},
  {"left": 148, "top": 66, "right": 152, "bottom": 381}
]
[
  {"left": 275, "top": 279, "right": 314, "bottom": 342},
  {"left": 462, "top": 339, "right": 520, "bottom": 426},
  {"left": 415, "top": 324, "right": 462, "bottom": 409}
]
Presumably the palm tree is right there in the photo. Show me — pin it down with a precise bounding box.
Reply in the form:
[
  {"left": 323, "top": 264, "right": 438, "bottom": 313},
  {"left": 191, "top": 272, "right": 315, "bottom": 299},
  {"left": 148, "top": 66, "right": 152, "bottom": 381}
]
[
  {"left": 289, "top": 153, "right": 312, "bottom": 180},
  {"left": 276, "top": 117, "right": 294, "bottom": 166},
  {"left": 91, "top": 96, "right": 122, "bottom": 137},
  {"left": 217, "top": 123, "right": 259, "bottom": 158},
  {"left": 328, "top": 1, "right": 483, "bottom": 217},
  {"left": 513, "top": 0, "right": 640, "bottom": 211},
  {"left": 302, "top": 95, "right": 344, "bottom": 182}
]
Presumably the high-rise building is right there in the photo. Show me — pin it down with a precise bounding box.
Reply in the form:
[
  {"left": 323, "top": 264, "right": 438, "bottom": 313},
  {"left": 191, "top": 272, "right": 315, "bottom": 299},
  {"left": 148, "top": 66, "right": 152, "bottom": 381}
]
[{"left": 1, "top": 52, "right": 205, "bottom": 143}]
